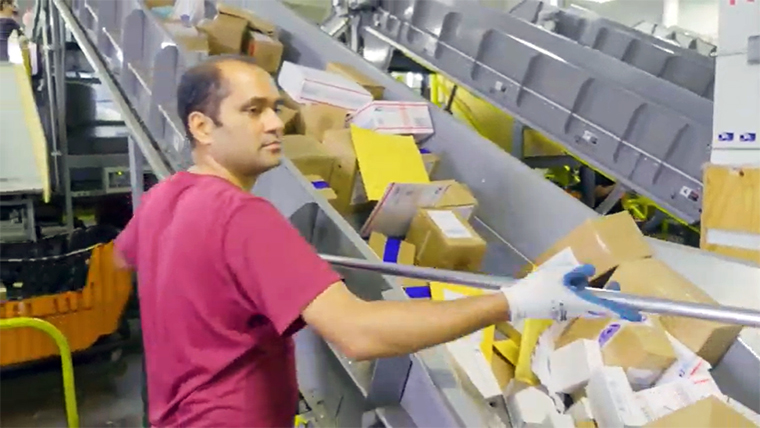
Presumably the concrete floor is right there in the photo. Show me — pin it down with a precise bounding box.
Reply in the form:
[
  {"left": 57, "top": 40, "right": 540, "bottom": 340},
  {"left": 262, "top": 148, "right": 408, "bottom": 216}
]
[{"left": 0, "top": 343, "right": 145, "bottom": 427}]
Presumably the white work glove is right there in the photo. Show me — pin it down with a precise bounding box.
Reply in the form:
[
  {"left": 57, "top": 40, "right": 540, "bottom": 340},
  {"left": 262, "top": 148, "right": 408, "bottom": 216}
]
[{"left": 502, "top": 264, "right": 643, "bottom": 323}]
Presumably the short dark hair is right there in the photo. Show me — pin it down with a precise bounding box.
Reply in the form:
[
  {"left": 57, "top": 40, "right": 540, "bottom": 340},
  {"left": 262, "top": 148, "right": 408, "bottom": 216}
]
[
  {"left": 176, "top": 54, "right": 260, "bottom": 148},
  {"left": 0, "top": 0, "right": 15, "bottom": 11}
]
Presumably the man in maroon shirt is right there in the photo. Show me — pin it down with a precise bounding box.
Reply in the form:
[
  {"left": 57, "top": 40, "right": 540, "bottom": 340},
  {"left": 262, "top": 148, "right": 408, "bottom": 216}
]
[{"left": 115, "top": 55, "right": 640, "bottom": 428}]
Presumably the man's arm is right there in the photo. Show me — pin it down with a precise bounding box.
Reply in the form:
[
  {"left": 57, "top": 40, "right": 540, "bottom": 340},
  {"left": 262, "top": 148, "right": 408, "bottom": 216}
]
[
  {"left": 301, "top": 281, "right": 509, "bottom": 361},
  {"left": 224, "top": 198, "right": 510, "bottom": 361}
]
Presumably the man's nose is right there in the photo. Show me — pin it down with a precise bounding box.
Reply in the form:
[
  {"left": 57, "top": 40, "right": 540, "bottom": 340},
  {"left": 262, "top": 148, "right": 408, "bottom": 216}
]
[{"left": 263, "top": 108, "right": 285, "bottom": 134}]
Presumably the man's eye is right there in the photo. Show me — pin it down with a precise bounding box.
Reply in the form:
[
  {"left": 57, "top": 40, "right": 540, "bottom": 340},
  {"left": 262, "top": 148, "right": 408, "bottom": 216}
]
[
  {"left": 274, "top": 105, "right": 283, "bottom": 114},
  {"left": 248, "top": 108, "right": 260, "bottom": 115}
]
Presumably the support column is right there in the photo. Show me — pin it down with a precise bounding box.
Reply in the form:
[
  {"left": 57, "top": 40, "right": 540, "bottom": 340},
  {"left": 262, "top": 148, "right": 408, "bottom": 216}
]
[
  {"left": 128, "top": 137, "right": 145, "bottom": 213},
  {"left": 701, "top": 0, "right": 760, "bottom": 263}
]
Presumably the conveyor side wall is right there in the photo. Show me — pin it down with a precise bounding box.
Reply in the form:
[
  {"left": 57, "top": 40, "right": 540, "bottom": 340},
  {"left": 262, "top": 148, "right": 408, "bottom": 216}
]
[
  {"left": 372, "top": 0, "right": 711, "bottom": 225},
  {"left": 508, "top": 0, "right": 716, "bottom": 101}
]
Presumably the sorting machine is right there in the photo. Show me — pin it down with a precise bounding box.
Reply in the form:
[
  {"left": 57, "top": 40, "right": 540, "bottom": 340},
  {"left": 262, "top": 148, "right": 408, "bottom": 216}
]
[{"left": 44, "top": 0, "right": 760, "bottom": 425}]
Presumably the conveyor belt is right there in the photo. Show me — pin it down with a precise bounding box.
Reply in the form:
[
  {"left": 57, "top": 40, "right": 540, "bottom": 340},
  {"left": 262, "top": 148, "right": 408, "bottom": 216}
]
[
  {"left": 508, "top": 0, "right": 716, "bottom": 100},
  {"left": 634, "top": 20, "right": 718, "bottom": 57},
  {"left": 51, "top": 0, "right": 760, "bottom": 422},
  {"left": 367, "top": 0, "right": 713, "bottom": 225}
]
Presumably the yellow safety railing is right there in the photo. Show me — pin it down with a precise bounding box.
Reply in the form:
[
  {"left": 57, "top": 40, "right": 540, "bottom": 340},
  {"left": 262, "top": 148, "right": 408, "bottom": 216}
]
[{"left": 0, "top": 317, "right": 80, "bottom": 428}]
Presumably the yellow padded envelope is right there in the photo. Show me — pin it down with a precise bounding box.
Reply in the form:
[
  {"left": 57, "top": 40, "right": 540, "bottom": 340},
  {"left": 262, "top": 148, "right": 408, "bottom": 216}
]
[{"left": 350, "top": 125, "right": 430, "bottom": 201}]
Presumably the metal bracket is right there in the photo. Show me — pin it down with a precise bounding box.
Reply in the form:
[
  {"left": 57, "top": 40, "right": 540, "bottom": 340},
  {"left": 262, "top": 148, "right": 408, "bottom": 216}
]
[
  {"left": 366, "top": 356, "right": 413, "bottom": 409},
  {"left": 595, "top": 183, "right": 627, "bottom": 215}
]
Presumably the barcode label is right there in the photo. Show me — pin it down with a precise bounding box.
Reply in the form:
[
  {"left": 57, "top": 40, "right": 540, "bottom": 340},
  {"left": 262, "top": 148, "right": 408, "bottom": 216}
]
[{"left": 428, "top": 210, "right": 472, "bottom": 239}]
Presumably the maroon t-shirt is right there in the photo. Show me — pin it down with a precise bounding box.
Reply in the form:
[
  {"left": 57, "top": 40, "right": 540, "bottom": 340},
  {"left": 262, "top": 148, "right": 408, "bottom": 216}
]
[{"left": 115, "top": 172, "right": 341, "bottom": 428}]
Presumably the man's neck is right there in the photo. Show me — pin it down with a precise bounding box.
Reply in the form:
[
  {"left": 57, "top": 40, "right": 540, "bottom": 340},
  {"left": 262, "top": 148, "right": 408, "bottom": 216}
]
[{"left": 188, "top": 161, "right": 257, "bottom": 193}]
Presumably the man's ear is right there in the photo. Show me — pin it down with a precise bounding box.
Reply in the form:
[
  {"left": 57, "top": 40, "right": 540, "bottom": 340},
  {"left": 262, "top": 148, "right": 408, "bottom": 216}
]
[{"left": 188, "top": 111, "right": 215, "bottom": 146}]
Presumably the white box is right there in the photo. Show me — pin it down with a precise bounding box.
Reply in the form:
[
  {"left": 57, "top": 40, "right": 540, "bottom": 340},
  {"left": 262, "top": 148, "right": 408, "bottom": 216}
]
[
  {"left": 541, "top": 412, "right": 574, "bottom": 428},
  {"left": 350, "top": 101, "right": 434, "bottom": 136},
  {"left": 549, "top": 339, "right": 604, "bottom": 394},
  {"left": 566, "top": 397, "right": 595, "bottom": 423},
  {"left": 587, "top": 367, "right": 648, "bottom": 428},
  {"left": 507, "top": 387, "right": 557, "bottom": 428},
  {"left": 277, "top": 61, "right": 373, "bottom": 112},
  {"left": 635, "top": 374, "right": 723, "bottom": 422}
]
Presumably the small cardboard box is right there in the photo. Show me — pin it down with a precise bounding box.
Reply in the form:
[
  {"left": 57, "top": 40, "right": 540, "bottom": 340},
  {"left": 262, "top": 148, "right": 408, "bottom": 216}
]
[
  {"left": 278, "top": 61, "right": 373, "bottom": 112},
  {"left": 281, "top": 135, "right": 335, "bottom": 181},
  {"left": 325, "top": 61, "right": 385, "bottom": 99},
  {"left": 198, "top": 12, "right": 249, "bottom": 55},
  {"left": 350, "top": 101, "right": 434, "bottom": 137},
  {"left": 246, "top": 31, "right": 283, "bottom": 73},
  {"left": 321, "top": 129, "right": 370, "bottom": 214},
  {"left": 159, "top": 20, "right": 210, "bottom": 56},
  {"left": 406, "top": 209, "right": 487, "bottom": 272},
  {"left": 419, "top": 148, "right": 440, "bottom": 178},
  {"left": 367, "top": 232, "right": 425, "bottom": 287},
  {"left": 491, "top": 349, "right": 516, "bottom": 390},
  {"left": 645, "top": 396, "right": 757, "bottom": 427},
  {"left": 430, "top": 180, "right": 478, "bottom": 221},
  {"left": 609, "top": 258, "right": 743, "bottom": 365},
  {"left": 305, "top": 175, "right": 338, "bottom": 209},
  {"left": 524, "top": 212, "right": 653, "bottom": 280},
  {"left": 216, "top": 3, "right": 278, "bottom": 37},
  {"left": 277, "top": 105, "right": 299, "bottom": 134},
  {"left": 297, "top": 104, "right": 348, "bottom": 142},
  {"left": 557, "top": 317, "right": 676, "bottom": 390}
]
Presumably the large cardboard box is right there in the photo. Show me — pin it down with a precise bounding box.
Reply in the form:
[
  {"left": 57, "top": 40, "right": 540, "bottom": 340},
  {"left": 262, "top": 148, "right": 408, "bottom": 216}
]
[
  {"left": 406, "top": 209, "right": 487, "bottom": 272},
  {"left": 645, "top": 396, "right": 757, "bottom": 427},
  {"left": 609, "top": 258, "right": 744, "bottom": 365},
  {"left": 281, "top": 135, "right": 335, "bottom": 181},
  {"left": 278, "top": 62, "right": 373, "bottom": 112},
  {"left": 368, "top": 232, "right": 425, "bottom": 287},
  {"left": 419, "top": 148, "right": 440, "bottom": 177},
  {"left": 430, "top": 180, "right": 478, "bottom": 221},
  {"left": 297, "top": 104, "right": 348, "bottom": 142},
  {"left": 277, "top": 105, "right": 299, "bottom": 134},
  {"left": 557, "top": 317, "right": 676, "bottom": 389},
  {"left": 321, "top": 129, "right": 369, "bottom": 214},
  {"left": 325, "top": 62, "right": 385, "bottom": 99},
  {"left": 525, "top": 212, "right": 653, "bottom": 280},
  {"left": 159, "top": 20, "right": 210, "bottom": 55},
  {"left": 245, "top": 31, "right": 283, "bottom": 73}
]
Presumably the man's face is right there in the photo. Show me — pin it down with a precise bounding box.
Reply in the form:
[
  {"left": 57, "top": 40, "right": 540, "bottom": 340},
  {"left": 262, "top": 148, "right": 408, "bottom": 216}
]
[
  {"left": 1, "top": 0, "right": 18, "bottom": 15},
  {"left": 207, "top": 61, "right": 284, "bottom": 177}
]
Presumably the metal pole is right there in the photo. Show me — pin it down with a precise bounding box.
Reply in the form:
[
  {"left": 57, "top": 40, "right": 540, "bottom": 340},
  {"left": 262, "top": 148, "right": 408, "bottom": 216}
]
[
  {"left": 42, "top": 0, "right": 61, "bottom": 192},
  {"left": 320, "top": 254, "right": 760, "bottom": 328},
  {"left": 50, "top": 0, "right": 172, "bottom": 181}
]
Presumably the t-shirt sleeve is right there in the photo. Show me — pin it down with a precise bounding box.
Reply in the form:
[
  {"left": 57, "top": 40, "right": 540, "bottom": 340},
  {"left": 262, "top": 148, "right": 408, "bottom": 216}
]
[
  {"left": 114, "top": 216, "right": 139, "bottom": 268},
  {"left": 224, "top": 198, "right": 342, "bottom": 335}
]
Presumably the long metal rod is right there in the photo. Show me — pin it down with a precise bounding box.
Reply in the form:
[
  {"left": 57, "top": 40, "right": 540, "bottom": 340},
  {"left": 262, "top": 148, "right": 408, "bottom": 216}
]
[
  {"left": 321, "top": 254, "right": 760, "bottom": 328},
  {"left": 50, "top": 0, "right": 172, "bottom": 180}
]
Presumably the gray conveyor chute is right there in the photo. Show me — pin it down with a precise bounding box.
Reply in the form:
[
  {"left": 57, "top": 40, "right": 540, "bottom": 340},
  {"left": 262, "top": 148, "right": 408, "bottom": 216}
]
[
  {"left": 52, "top": 0, "right": 760, "bottom": 424},
  {"left": 368, "top": 0, "right": 713, "bottom": 225},
  {"left": 507, "top": 0, "right": 715, "bottom": 100}
]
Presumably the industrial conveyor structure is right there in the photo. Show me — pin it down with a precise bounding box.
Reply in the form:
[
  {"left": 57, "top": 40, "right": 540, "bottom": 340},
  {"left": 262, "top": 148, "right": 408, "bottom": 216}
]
[
  {"left": 507, "top": 0, "right": 716, "bottom": 101},
  {"left": 365, "top": 0, "right": 713, "bottom": 226},
  {"left": 49, "top": 0, "right": 760, "bottom": 425},
  {"left": 634, "top": 20, "right": 719, "bottom": 57}
]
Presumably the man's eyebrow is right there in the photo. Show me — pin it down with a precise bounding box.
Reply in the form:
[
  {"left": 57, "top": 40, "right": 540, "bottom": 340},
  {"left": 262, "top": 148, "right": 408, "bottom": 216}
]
[{"left": 240, "top": 96, "right": 283, "bottom": 109}]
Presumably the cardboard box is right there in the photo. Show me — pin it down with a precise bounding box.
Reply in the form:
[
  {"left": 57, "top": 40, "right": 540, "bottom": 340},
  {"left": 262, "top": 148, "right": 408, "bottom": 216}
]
[
  {"left": 645, "top": 396, "right": 757, "bottom": 427},
  {"left": 305, "top": 175, "right": 338, "bottom": 208},
  {"left": 406, "top": 209, "right": 487, "bottom": 272},
  {"left": 491, "top": 349, "right": 515, "bottom": 390},
  {"left": 216, "top": 3, "right": 278, "bottom": 37},
  {"left": 586, "top": 367, "right": 648, "bottom": 428},
  {"left": 350, "top": 101, "right": 434, "bottom": 136},
  {"left": 549, "top": 339, "right": 604, "bottom": 394},
  {"left": 524, "top": 212, "right": 653, "bottom": 280},
  {"left": 506, "top": 386, "right": 557, "bottom": 427},
  {"left": 277, "top": 105, "right": 299, "bottom": 135},
  {"left": 635, "top": 375, "right": 723, "bottom": 423},
  {"left": 281, "top": 135, "right": 335, "bottom": 180},
  {"left": 430, "top": 180, "right": 478, "bottom": 221},
  {"left": 367, "top": 232, "right": 425, "bottom": 287},
  {"left": 159, "top": 20, "right": 210, "bottom": 55},
  {"left": 280, "top": 89, "right": 302, "bottom": 110},
  {"left": 321, "top": 129, "right": 369, "bottom": 214},
  {"left": 557, "top": 317, "right": 676, "bottom": 390},
  {"left": 566, "top": 397, "right": 595, "bottom": 423},
  {"left": 419, "top": 148, "right": 440, "bottom": 178},
  {"left": 297, "top": 104, "right": 348, "bottom": 142},
  {"left": 609, "top": 258, "right": 743, "bottom": 365},
  {"left": 246, "top": 31, "right": 283, "bottom": 73},
  {"left": 325, "top": 62, "right": 385, "bottom": 99},
  {"left": 278, "top": 61, "right": 373, "bottom": 112},
  {"left": 701, "top": 164, "right": 760, "bottom": 264},
  {"left": 198, "top": 12, "right": 249, "bottom": 55}
]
